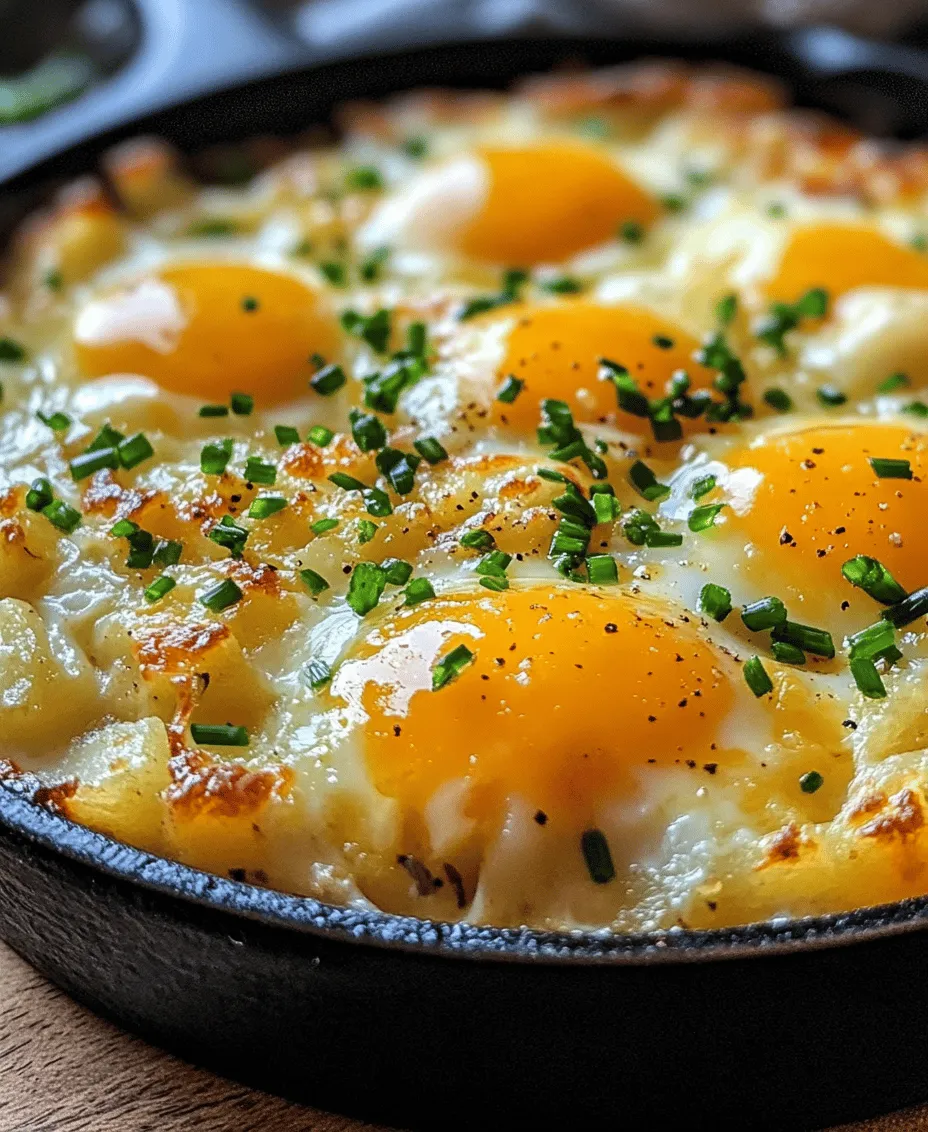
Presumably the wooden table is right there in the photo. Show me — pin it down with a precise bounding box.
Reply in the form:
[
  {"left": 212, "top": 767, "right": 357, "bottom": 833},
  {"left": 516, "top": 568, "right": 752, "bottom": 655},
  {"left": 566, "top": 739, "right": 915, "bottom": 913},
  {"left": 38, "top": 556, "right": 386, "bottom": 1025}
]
[{"left": 0, "top": 939, "right": 923, "bottom": 1132}]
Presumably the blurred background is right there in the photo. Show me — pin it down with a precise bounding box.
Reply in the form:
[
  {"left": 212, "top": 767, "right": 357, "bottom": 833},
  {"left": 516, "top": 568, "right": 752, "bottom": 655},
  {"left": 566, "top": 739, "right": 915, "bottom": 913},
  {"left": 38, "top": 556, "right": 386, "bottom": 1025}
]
[{"left": 3, "top": 0, "right": 928, "bottom": 176}]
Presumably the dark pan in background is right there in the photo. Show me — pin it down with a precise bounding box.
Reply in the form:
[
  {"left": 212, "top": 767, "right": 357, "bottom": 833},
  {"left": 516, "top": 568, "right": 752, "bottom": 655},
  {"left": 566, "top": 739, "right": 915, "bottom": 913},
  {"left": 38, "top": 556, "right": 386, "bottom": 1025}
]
[{"left": 4, "top": 6, "right": 928, "bottom": 1129}]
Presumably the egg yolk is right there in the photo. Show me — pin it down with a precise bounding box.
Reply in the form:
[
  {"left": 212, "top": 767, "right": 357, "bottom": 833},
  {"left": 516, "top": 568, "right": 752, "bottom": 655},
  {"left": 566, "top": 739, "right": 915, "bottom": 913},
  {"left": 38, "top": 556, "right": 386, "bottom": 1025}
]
[
  {"left": 458, "top": 143, "right": 659, "bottom": 265},
  {"left": 74, "top": 263, "right": 340, "bottom": 405},
  {"left": 491, "top": 301, "right": 717, "bottom": 436},
  {"left": 766, "top": 225, "right": 928, "bottom": 307},
  {"left": 726, "top": 423, "right": 928, "bottom": 603},
  {"left": 332, "top": 585, "right": 735, "bottom": 828}
]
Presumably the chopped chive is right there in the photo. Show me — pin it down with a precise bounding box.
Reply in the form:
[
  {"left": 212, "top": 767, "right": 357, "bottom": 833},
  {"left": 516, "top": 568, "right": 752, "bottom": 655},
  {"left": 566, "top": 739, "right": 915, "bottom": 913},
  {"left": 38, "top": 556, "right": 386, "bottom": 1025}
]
[
  {"left": 187, "top": 218, "right": 238, "bottom": 237},
  {"left": 497, "top": 375, "right": 523, "bottom": 404},
  {"left": 200, "top": 404, "right": 229, "bottom": 418},
  {"left": 402, "top": 135, "right": 428, "bottom": 159},
  {"left": 310, "top": 363, "right": 347, "bottom": 396},
  {"left": 310, "top": 518, "right": 338, "bottom": 535},
  {"left": 432, "top": 643, "right": 474, "bottom": 690},
  {"left": 619, "top": 220, "right": 644, "bottom": 244},
  {"left": 70, "top": 447, "right": 118, "bottom": 481},
  {"left": 25, "top": 477, "right": 54, "bottom": 511},
  {"left": 125, "top": 528, "right": 155, "bottom": 569},
  {"left": 741, "top": 596, "right": 787, "bottom": 632},
  {"left": 208, "top": 517, "right": 248, "bottom": 557},
  {"left": 42, "top": 499, "right": 81, "bottom": 534},
  {"left": 404, "top": 577, "right": 435, "bottom": 605},
  {"left": 345, "top": 165, "right": 383, "bottom": 191},
  {"left": 153, "top": 539, "right": 182, "bottom": 567},
  {"left": 44, "top": 268, "right": 63, "bottom": 292},
  {"left": 816, "top": 385, "right": 847, "bottom": 407},
  {"left": 360, "top": 245, "right": 390, "bottom": 282},
  {"left": 383, "top": 558, "right": 413, "bottom": 586},
  {"left": 881, "top": 584, "right": 928, "bottom": 628},
  {"left": 652, "top": 335, "right": 674, "bottom": 350},
  {"left": 913, "top": 233, "right": 928, "bottom": 252},
  {"left": 190, "top": 723, "right": 249, "bottom": 746},
  {"left": 201, "top": 439, "right": 233, "bottom": 475},
  {"left": 644, "top": 529, "right": 683, "bottom": 548},
  {"left": 110, "top": 518, "right": 138, "bottom": 537},
  {"left": 847, "top": 619, "right": 896, "bottom": 660},
  {"left": 850, "top": 657, "right": 886, "bottom": 699},
  {"left": 363, "top": 487, "right": 392, "bottom": 517},
  {"left": 414, "top": 436, "right": 448, "bottom": 465},
  {"left": 406, "top": 321, "right": 428, "bottom": 358},
  {"left": 623, "top": 508, "right": 659, "bottom": 546},
  {"left": 628, "top": 460, "right": 670, "bottom": 503},
  {"left": 841, "top": 555, "right": 907, "bottom": 606},
  {"left": 319, "top": 261, "right": 346, "bottom": 287},
  {"left": 592, "top": 492, "right": 620, "bottom": 524},
  {"left": 308, "top": 425, "right": 334, "bottom": 446},
  {"left": 799, "top": 770, "right": 823, "bottom": 794},
  {"left": 479, "top": 575, "right": 508, "bottom": 591},
  {"left": 275, "top": 425, "right": 300, "bottom": 446},
  {"left": 0, "top": 337, "right": 26, "bottom": 362},
  {"left": 350, "top": 408, "right": 387, "bottom": 452},
  {"left": 716, "top": 294, "right": 737, "bottom": 325},
  {"left": 248, "top": 496, "right": 287, "bottom": 519},
  {"left": 903, "top": 400, "right": 928, "bottom": 418},
  {"left": 199, "top": 578, "right": 243, "bottom": 612},
  {"left": 540, "top": 275, "right": 583, "bottom": 294},
  {"left": 580, "top": 828, "right": 615, "bottom": 884},
  {"left": 688, "top": 503, "right": 725, "bottom": 532},
  {"left": 341, "top": 308, "right": 392, "bottom": 354},
  {"left": 869, "top": 457, "right": 912, "bottom": 480},
  {"left": 699, "top": 583, "right": 732, "bottom": 622},
  {"left": 117, "top": 432, "right": 154, "bottom": 470},
  {"left": 660, "top": 193, "right": 686, "bottom": 212},
  {"left": 763, "top": 388, "right": 793, "bottom": 413},
  {"left": 767, "top": 201, "right": 787, "bottom": 218},
  {"left": 144, "top": 575, "right": 176, "bottom": 604},
  {"left": 537, "top": 468, "right": 570, "bottom": 484},
  {"left": 37, "top": 410, "right": 70, "bottom": 432},
  {"left": 587, "top": 554, "right": 618, "bottom": 584},
  {"left": 476, "top": 550, "right": 512, "bottom": 578},
  {"left": 744, "top": 655, "right": 774, "bottom": 697},
  {"left": 230, "top": 392, "right": 253, "bottom": 416},
  {"left": 347, "top": 561, "right": 387, "bottom": 615},
  {"left": 328, "top": 472, "right": 365, "bottom": 492},
  {"left": 692, "top": 474, "right": 716, "bottom": 500},
  {"left": 772, "top": 620, "right": 835, "bottom": 659},
  {"left": 357, "top": 518, "right": 378, "bottom": 543},
  {"left": 300, "top": 568, "right": 329, "bottom": 597},
  {"left": 772, "top": 640, "right": 806, "bottom": 665},
  {"left": 241, "top": 296, "right": 259, "bottom": 313},
  {"left": 879, "top": 372, "right": 910, "bottom": 394},
  {"left": 554, "top": 489, "right": 597, "bottom": 528},
  {"left": 600, "top": 359, "right": 649, "bottom": 418},
  {"left": 460, "top": 529, "right": 496, "bottom": 551},
  {"left": 244, "top": 456, "right": 276, "bottom": 486},
  {"left": 304, "top": 659, "right": 332, "bottom": 690}
]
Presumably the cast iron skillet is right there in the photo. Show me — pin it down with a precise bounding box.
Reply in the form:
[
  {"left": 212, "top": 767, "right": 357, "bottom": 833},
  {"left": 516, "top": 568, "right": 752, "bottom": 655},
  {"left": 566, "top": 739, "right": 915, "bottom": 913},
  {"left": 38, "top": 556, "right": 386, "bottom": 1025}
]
[{"left": 4, "top": 11, "right": 928, "bottom": 1130}]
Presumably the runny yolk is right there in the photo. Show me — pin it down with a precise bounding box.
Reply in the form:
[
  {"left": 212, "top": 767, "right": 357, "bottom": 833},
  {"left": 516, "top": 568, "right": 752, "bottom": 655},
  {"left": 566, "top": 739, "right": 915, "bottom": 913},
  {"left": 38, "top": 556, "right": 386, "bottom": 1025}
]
[
  {"left": 332, "top": 585, "right": 735, "bottom": 828},
  {"left": 490, "top": 301, "right": 717, "bottom": 437},
  {"left": 74, "top": 263, "right": 340, "bottom": 405},
  {"left": 766, "top": 225, "right": 928, "bottom": 307},
  {"left": 726, "top": 423, "right": 928, "bottom": 607},
  {"left": 458, "top": 143, "right": 659, "bottom": 265}
]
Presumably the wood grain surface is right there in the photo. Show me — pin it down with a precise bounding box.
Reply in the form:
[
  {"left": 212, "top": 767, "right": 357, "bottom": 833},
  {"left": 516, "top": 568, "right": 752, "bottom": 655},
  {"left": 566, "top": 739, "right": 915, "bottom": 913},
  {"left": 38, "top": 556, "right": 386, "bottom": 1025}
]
[{"left": 0, "top": 938, "right": 924, "bottom": 1132}]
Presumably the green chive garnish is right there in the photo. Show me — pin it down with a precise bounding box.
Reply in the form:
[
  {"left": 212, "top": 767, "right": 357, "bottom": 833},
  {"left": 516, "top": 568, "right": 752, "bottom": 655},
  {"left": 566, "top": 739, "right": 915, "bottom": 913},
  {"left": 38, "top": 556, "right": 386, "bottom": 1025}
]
[
  {"left": 70, "top": 447, "right": 118, "bottom": 480},
  {"left": 350, "top": 408, "right": 387, "bottom": 452},
  {"left": 414, "top": 436, "right": 448, "bottom": 465},
  {"left": 699, "top": 582, "right": 732, "bottom": 622},
  {"left": 153, "top": 539, "right": 182, "bottom": 567},
  {"left": 903, "top": 401, "right": 928, "bottom": 418},
  {"left": 319, "top": 261, "right": 346, "bottom": 287},
  {"left": 629, "top": 460, "right": 670, "bottom": 502},
  {"left": 540, "top": 276, "right": 583, "bottom": 294},
  {"left": 244, "top": 456, "right": 276, "bottom": 486},
  {"left": 841, "top": 555, "right": 907, "bottom": 606},
  {"left": 772, "top": 640, "right": 806, "bottom": 665},
  {"left": 308, "top": 425, "right": 334, "bottom": 446},
  {"left": 846, "top": 620, "right": 895, "bottom": 660},
  {"left": 497, "top": 375, "right": 523, "bottom": 404},
  {"left": 199, "top": 578, "right": 243, "bottom": 612},
  {"left": 199, "top": 404, "right": 229, "bottom": 418},
  {"left": 363, "top": 487, "right": 392, "bottom": 517},
  {"left": 208, "top": 517, "right": 248, "bottom": 557},
  {"left": 347, "top": 561, "right": 387, "bottom": 615},
  {"left": 592, "top": 491, "right": 620, "bottom": 524},
  {"left": 341, "top": 308, "right": 392, "bottom": 353},
  {"left": 771, "top": 620, "right": 835, "bottom": 659},
  {"left": 360, "top": 246, "right": 390, "bottom": 282},
  {"left": 869, "top": 457, "right": 912, "bottom": 480},
  {"left": 432, "top": 643, "right": 474, "bottom": 690},
  {"left": 644, "top": 530, "right": 683, "bottom": 549},
  {"left": 345, "top": 165, "right": 383, "bottom": 191},
  {"left": 117, "top": 433, "right": 154, "bottom": 470},
  {"left": 311, "top": 364, "right": 347, "bottom": 396},
  {"left": 0, "top": 338, "right": 26, "bottom": 362},
  {"left": 310, "top": 518, "right": 338, "bottom": 535},
  {"left": 25, "top": 477, "right": 54, "bottom": 511},
  {"left": 201, "top": 439, "right": 233, "bottom": 475},
  {"left": 402, "top": 136, "right": 428, "bottom": 159},
  {"left": 850, "top": 657, "right": 886, "bottom": 699},
  {"left": 190, "top": 723, "right": 249, "bottom": 746},
  {"left": 144, "top": 575, "right": 176, "bottom": 604},
  {"left": 587, "top": 554, "right": 618, "bottom": 584},
  {"left": 37, "top": 410, "right": 70, "bottom": 432},
  {"left": 230, "top": 392, "right": 253, "bottom": 416},
  {"left": 619, "top": 220, "right": 644, "bottom": 244},
  {"left": 248, "top": 496, "right": 287, "bottom": 519},
  {"left": 816, "top": 385, "right": 847, "bottom": 407},
  {"left": 580, "top": 829, "right": 615, "bottom": 884},
  {"left": 799, "top": 770, "right": 823, "bottom": 794},
  {"left": 741, "top": 596, "right": 787, "bottom": 632},
  {"left": 383, "top": 558, "right": 413, "bottom": 586},
  {"left": 692, "top": 474, "right": 716, "bottom": 500},
  {"left": 879, "top": 372, "right": 910, "bottom": 394},
  {"left": 688, "top": 503, "right": 725, "bottom": 532},
  {"left": 275, "top": 425, "right": 300, "bottom": 446},
  {"left": 300, "top": 568, "right": 329, "bottom": 597},
  {"left": 763, "top": 388, "right": 793, "bottom": 413},
  {"left": 42, "top": 499, "right": 81, "bottom": 534},
  {"left": 460, "top": 529, "right": 496, "bottom": 551},
  {"left": 403, "top": 577, "right": 435, "bottom": 606},
  {"left": 716, "top": 294, "right": 737, "bottom": 325},
  {"left": 881, "top": 584, "right": 928, "bottom": 628},
  {"left": 476, "top": 550, "right": 512, "bottom": 579},
  {"left": 328, "top": 472, "right": 365, "bottom": 492},
  {"left": 744, "top": 655, "right": 774, "bottom": 697},
  {"left": 357, "top": 518, "right": 378, "bottom": 543}
]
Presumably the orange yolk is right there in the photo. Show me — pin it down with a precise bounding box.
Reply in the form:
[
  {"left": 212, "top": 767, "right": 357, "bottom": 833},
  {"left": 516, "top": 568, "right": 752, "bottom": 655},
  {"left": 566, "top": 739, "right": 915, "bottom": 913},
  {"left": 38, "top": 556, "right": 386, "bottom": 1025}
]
[
  {"left": 766, "top": 225, "right": 928, "bottom": 307},
  {"left": 458, "top": 143, "right": 658, "bottom": 265},
  {"left": 727, "top": 423, "right": 928, "bottom": 601},
  {"left": 74, "top": 263, "right": 340, "bottom": 405},
  {"left": 333, "top": 585, "right": 735, "bottom": 828},
  {"left": 491, "top": 301, "right": 717, "bottom": 436}
]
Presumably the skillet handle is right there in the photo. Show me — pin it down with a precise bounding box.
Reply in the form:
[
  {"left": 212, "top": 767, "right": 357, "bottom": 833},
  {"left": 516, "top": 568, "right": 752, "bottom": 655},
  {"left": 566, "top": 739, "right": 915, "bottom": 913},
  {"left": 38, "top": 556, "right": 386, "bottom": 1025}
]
[{"left": 0, "top": 0, "right": 310, "bottom": 181}]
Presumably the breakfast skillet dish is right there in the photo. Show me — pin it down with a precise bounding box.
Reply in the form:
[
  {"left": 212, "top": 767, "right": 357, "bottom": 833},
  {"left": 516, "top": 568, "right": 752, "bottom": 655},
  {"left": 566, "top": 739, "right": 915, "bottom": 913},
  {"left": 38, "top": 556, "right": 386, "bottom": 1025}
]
[{"left": 3, "top": 61, "right": 928, "bottom": 935}]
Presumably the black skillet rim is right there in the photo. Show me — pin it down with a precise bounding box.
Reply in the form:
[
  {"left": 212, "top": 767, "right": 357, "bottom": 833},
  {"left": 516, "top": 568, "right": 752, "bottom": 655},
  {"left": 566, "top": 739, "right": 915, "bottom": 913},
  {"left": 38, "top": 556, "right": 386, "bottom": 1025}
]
[{"left": 5, "top": 30, "right": 928, "bottom": 969}]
